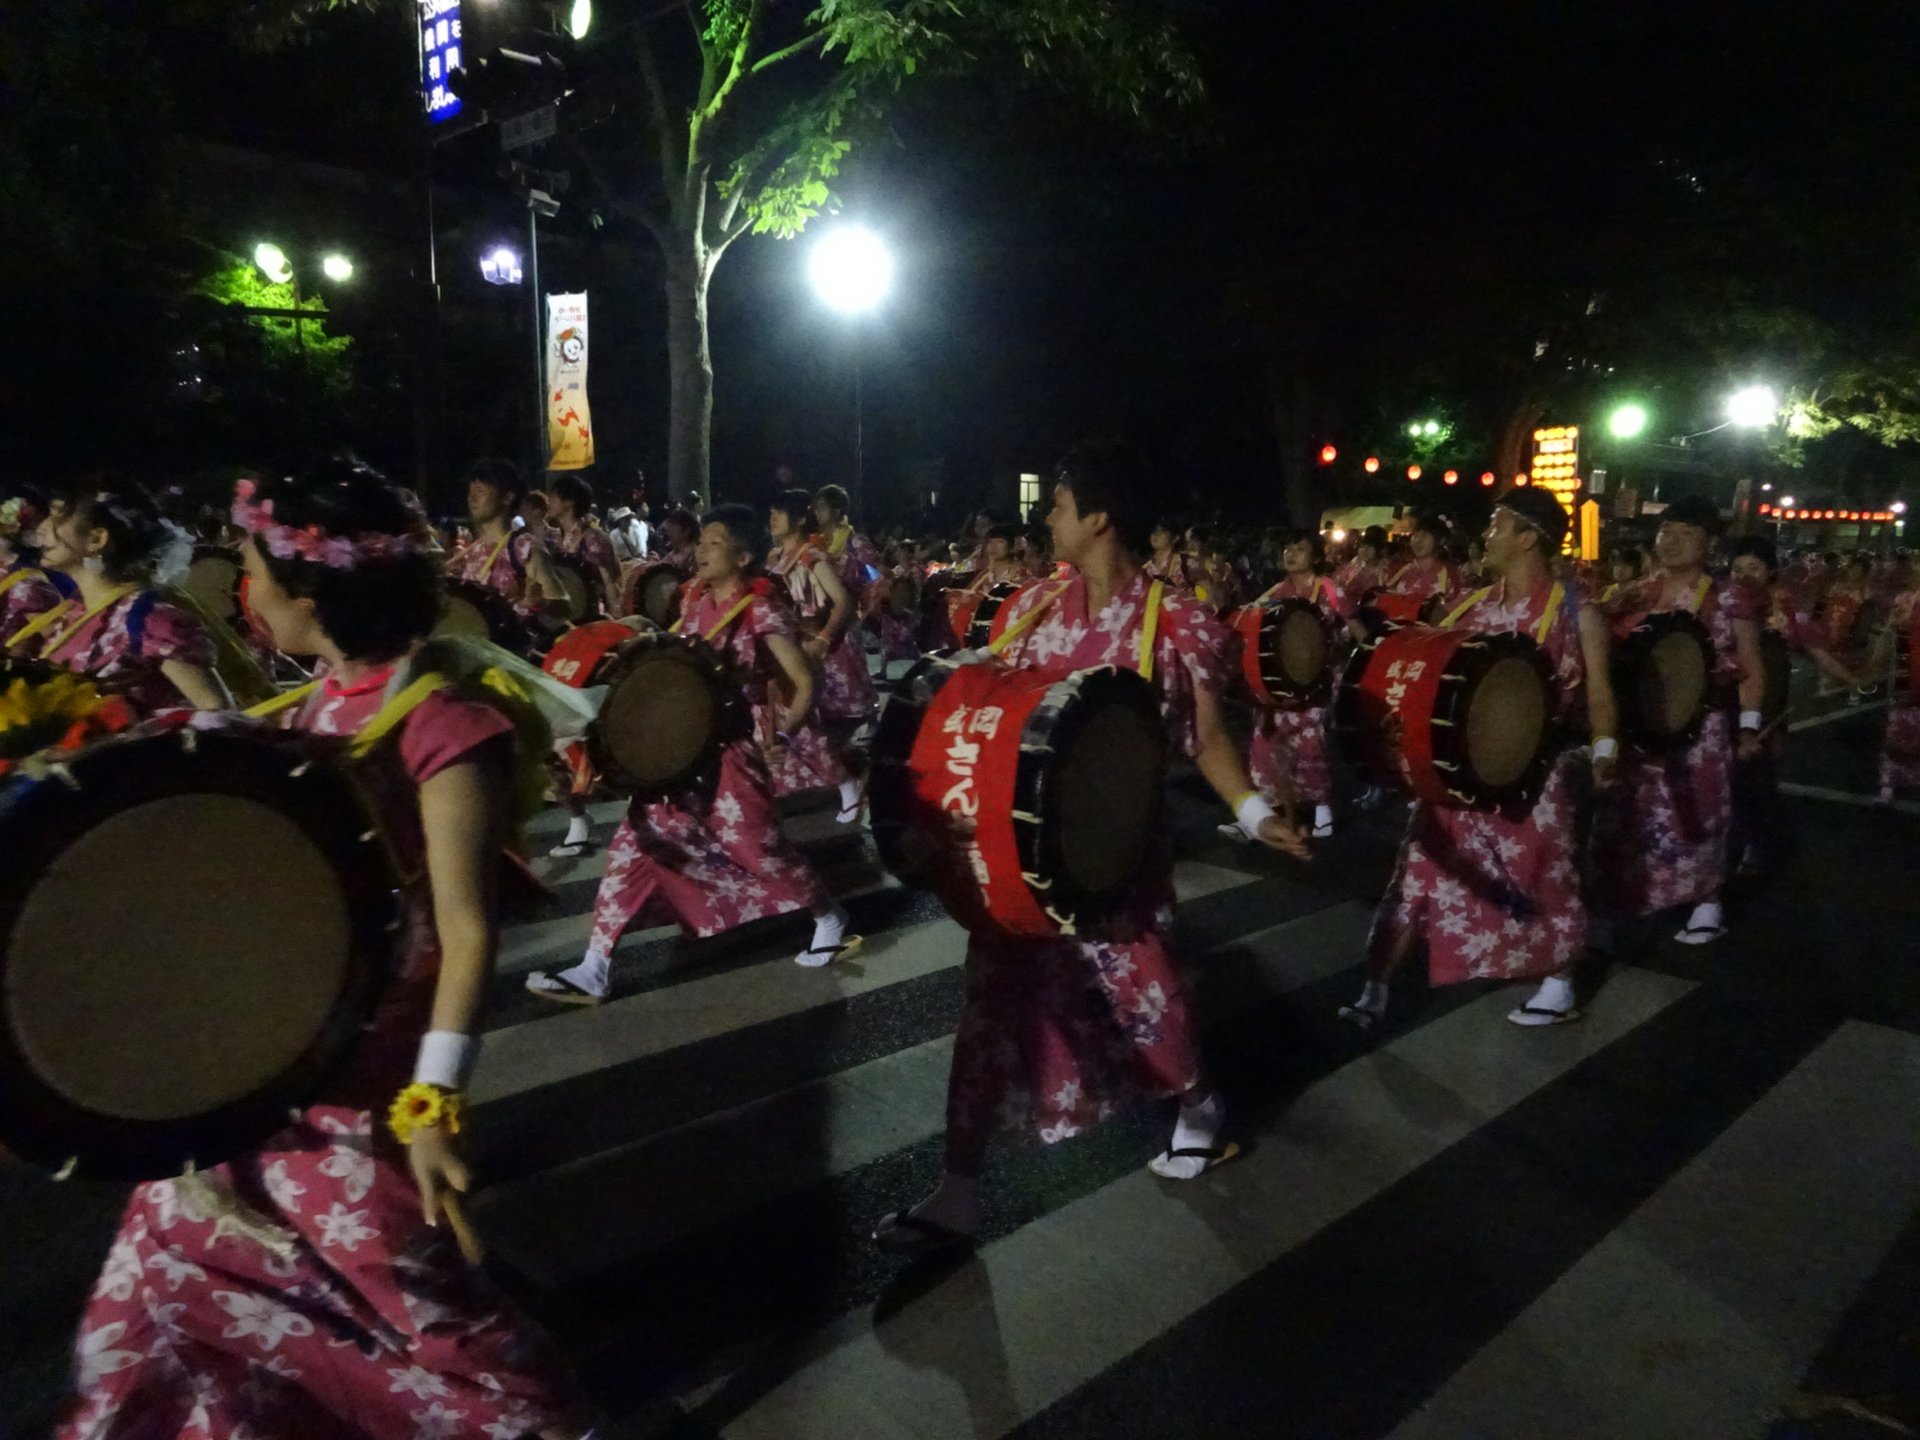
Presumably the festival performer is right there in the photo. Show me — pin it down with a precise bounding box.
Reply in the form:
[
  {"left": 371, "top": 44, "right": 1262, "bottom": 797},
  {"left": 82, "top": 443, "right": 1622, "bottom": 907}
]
[
  {"left": 525, "top": 504, "right": 859, "bottom": 1004},
  {"left": 1876, "top": 579, "right": 1920, "bottom": 802},
  {"left": 546, "top": 474, "right": 624, "bottom": 615},
  {"left": 961, "top": 523, "right": 1032, "bottom": 592},
  {"left": 1224, "top": 531, "right": 1366, "bottom": 843},
  {"left": 866, "top": 541, "right": 922, "bottom": 664},
  {"left": 656, "top": 507, "right": 700, "bottom": 574},
  {"left": 447, "top": 459, "right": 568, "bottom": 614},
  {"left": 56, "top": 463, "right": 601, "bottom": 1440},
  {"left": 1726, "top": 534, "right": 1864, "bottom": 872},
  {"left": 1590, "top": 495, "right": 1764, "bottom": 945},
  {"left": 1383, "top": 513, "right": 1463, "bottom": 604},
  {"left": 1599, "top": 544, "right": 1648, "bottom": 605},
  {"left": 812, "top": 483, "right": 884, "bottom": 598},
  {"left": 1334, "top": 525, "right": 1389, "bottom": 598},
  {"left": 1342, "top": 489, "right": 1600, "bottom": 1030},
  {"left": 767, "top": 490, "right": 870, "bottom": 818},
  {"left": 1, "top": 489, "right": 75, "bottom": 647},
  {"left": 10, "top": 480, "right": 226, "bottom": 711},
  {"left": 1144, "top": 518, "right": 1197, "bottom": 589},
  {"left": 872, "top": 442, "right": 1310, "bottom": 1258},
  {"left": 1187, "top": 527, "right": 1243, "bottom": 613}
]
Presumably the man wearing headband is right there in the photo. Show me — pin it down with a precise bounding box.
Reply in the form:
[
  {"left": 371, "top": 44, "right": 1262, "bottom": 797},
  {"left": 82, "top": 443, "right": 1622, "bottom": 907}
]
[
  {"left": 1345, "top": 487, "right": 1602, "bottom": 1029},
  {"left": 1589, "top": 494, "right": 1764, "bottom": 944}
]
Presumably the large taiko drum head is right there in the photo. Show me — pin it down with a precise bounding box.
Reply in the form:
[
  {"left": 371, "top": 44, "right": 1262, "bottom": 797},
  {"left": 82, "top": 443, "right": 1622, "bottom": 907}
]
[
  {"left": 183, "top": 547, "right": 243, "bottom": 625},
  {"left": 1463, "top": 652, "right": 1551, "bottom": 791},
  {"left": 622, "top": 563, "right": 686, "bottom": 629},
  {"left": 0, "top": 729, "right": 397, "bottom": 1180},
  {"left": 1614, "top": 611, "right": 1713, "bottom": 750},
  {"left": 869, "top": 659, "right": 1165, "bottom": 935},
  {"left": 436, "top": 578, "right": 532, "bottom": 655},
  {"left": 588, "top": 637, "right": 739, "bottom": 796},
  {"left": 550, "top": 558, "right": 597, "bottom": 622}
]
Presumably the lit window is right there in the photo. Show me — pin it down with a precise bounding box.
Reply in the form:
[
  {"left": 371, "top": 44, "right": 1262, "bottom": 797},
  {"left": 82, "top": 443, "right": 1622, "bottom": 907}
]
[{"left": 1018, "top": 472, "right": 1041, "bottom": 513}]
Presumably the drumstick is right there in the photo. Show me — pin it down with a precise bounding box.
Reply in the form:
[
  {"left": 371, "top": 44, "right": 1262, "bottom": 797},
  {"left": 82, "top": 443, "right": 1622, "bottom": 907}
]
[{"left": 440, "top": 1190, "right": 487, "bottom": 1266}]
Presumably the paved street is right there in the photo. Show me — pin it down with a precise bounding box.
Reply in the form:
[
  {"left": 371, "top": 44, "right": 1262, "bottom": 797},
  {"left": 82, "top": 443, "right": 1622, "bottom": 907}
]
[{"left": 4, "top": 675, "right": 1918, "bottom": 1440}]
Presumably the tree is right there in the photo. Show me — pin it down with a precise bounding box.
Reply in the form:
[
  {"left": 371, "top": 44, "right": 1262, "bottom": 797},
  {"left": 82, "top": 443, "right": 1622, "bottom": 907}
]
[{"left": 244, "top": 0, "right": 1200, "bottom": 503}]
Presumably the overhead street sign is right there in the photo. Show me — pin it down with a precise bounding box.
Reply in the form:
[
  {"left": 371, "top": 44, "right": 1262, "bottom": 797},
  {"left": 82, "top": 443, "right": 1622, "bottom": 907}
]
[{"left": 501, "top": 105, "right": 559, "bottom": 151}]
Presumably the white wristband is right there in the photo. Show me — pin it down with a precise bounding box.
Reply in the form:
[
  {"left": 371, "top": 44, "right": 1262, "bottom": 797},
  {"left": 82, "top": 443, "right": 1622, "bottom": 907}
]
[
  {"left": 1592, "top": 737, "right": 1618, "bottom": 761},
  {"left": 1739, "top": 710, "right": 1763, "bottom": 733},
  {"left": 1234, "top": 792, "right": 1278, "bottom": 834},
  {"left": 415, "top": 1030, "right": 480, "bottom": 1090}
]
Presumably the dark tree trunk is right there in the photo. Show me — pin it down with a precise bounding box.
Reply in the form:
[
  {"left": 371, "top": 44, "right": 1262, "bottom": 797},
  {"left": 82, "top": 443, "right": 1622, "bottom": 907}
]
[
  {"left": 1271, "top": 368, "right": 1319, "bottom": 527},
  {"left": 663, "top": 231, "right": 714, "bottom": 507}
]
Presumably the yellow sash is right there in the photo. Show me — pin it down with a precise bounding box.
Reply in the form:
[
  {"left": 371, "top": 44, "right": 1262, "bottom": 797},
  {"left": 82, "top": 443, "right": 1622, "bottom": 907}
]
[
  {"left": 6, "top": 584, "right": 138, "bottom": 656},
  {"left": 986, "top": 577, "right": 1166, "bottom": 680},
  {"left": 1440, "top": 581, "right": 1564, "bottom": 644},
  {"left": 672, "top": 588, "right": 756, "bottom": 642}
]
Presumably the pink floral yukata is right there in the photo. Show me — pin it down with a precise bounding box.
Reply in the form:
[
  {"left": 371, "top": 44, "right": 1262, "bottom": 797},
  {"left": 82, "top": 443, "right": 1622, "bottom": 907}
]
[
  {"left": 551, "top": 523, "right": 619, "bottom": 613},
  {"left": 1881, "top": 587, "right": 1920, "bottom": 794},
  {"left": 1248, "top": 572, "right": 1354, "bottom": 808},
  {"left": 1366, "top": 576, "right": 1589, "bottom": 985},
  {"left": 59, "top": 667, "right": 578, "bottom": 1440},
  {"left": 1590, "top": 571, "right": 1739, "bottom": 917},
  {"left": 766, "top": 539, "right": 876, "bottom": 725},
  {"left": 446, "top": 529, "right": 537, "bottom": 614},
  {"left": 583, "top": 582, "right": 831, "bottom": 960},
  {"left": 1385, "top": 557, "right": 1463, "bottom": 604},
  {"left": 943, "top": 568, "right": 1224, "bottom": 1149},
  {"left": 0, "top": 560, "right": 71, "bottom": 651},
  {"left": 29, "top": 589, "right": 215, "bottom": 713}
]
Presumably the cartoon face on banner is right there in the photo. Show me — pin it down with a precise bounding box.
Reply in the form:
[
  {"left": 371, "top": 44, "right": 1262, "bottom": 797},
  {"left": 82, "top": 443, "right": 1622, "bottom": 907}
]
[{"left": 545, "top": 294, "right": 595, "bottom": 471}]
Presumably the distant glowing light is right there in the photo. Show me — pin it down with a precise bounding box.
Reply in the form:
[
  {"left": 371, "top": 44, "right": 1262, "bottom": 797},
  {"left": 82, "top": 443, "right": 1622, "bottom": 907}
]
[
  {"left": 1894, "top": 501, "right": 1908, "bottom": 515},
  {"left": 1607, "top": 402, "right": 1649, "bottom": 439},
  {"left": 567, "top": 0, "right": 593, "bottom": 39},
  {"left": 1480, "top": 471, "right": 1496, "bottom": 487},
  {"left": 1758, "top": 503, "right": 1772, "bottom": 515},
  {"left": 1515, "top": 473, "right": 1531, "bottom": 486},
  {"left": 1725, "top": 384, "right": 1779, "bottom": 429},
  {"left": 253, "top": 242, "right": 293, "bottom": 284},
  {"left": 1364, "top": 456, "right": 1381, "bottom": 474},
  {"left": 1407, "top": 423, "right": 1423, "bottom": 438},
  {"left": 1407, "top": 465, "right": 1422, "bottom": 481},
  {"left": 1319, "top": 444, "right": 1338, "bottom": 465},
  {"left": 808, "top": 224, "right": 895, "bottom": 315},
  {"left": 1779, "top": 495, "right": 1795, "bottom": 509},
  {"left": 1423, "top": 420, "right": 1441, "bottom": 436},
  {"left": 1443, "top": 470, "right": 1459, "bottom": 485},
  {"left": 1330, "top": 528, "right": 1348, "bottom": 543},
  {"left": 321, "top": 253, "right": 355, "bottom": 283},
  {"left": 480, "top": 246, "right": 524, "bottom": 285}
]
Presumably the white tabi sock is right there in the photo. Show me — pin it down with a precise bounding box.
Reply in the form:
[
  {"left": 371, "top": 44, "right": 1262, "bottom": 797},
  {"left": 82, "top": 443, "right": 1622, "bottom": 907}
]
[
  {"left": 1685, "top": 900, "right": 1723, "bottom": 933},
  {"left": 1352, "top": 979, "right": 1389, "bottom": 1017},
  {"left": 1527, "top": 973, "right": 1577, "bottom": 1015},
  {"left": 837, "top": 778, "right": 863, "bottom": 813},
  {"left": 557, "top": 951, "right": 612, "bottom": 998},
  {"left": 562, "top": 814, "right": 592, "bottom": 846},
  {"left": 1313, "top": 804, "right": 1334, "bottom": 834},
  {"left": 795, "top": 906, "right": 849, "bottom": 967},
  {"left": 1149, "top": 1092, "right": 1225, "bottom": 1180},
  {"left": 908, "top": 1172, "right": 981, "bottom": 1235}
]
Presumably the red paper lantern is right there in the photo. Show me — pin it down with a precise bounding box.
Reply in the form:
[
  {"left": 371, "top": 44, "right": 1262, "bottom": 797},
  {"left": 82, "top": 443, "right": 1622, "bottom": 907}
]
[
  {"left": 1480, "top": 471, "right": 1496, "bottom": 486},
  {"left": 1758, "top": 503, "right": 1772, "bottom": 515},
  {"left": 1514, "top": 473, "right": 1531, "bottom": 486},
  {"left": 1364, "top": 456, "right": 1381, "bottom": 474},
  {"left": 1443, "top": 469, "right": 1459, "bottom": 485},
  {"left": 1319, "top": 444, "right": 1338, "bottom": 465},
  {"left": 1407, "top": 465, "right": 1422, "bottom": 481}
]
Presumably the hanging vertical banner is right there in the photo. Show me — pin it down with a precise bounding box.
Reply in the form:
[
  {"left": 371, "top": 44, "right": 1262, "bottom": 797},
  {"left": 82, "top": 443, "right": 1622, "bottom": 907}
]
[{"left": 545, "top": 292, "right": 595, "bottom": 471}]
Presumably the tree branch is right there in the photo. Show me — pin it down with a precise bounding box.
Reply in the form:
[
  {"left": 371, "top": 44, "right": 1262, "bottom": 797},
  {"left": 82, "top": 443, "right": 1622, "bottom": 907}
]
[
  {"left": 750, "top": 29, "right": 825, "bottom": 75},
  {"left": 699, "top": 0, "right": 764, "bottom": 125},
  {"left": 631, "top": 28, "right": 683, "bottom": 194}
]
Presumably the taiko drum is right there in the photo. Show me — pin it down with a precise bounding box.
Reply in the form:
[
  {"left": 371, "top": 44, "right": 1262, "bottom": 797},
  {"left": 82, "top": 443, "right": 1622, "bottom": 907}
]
[{"left": 1231, "top": 597, "right": 1331, "bottom": 707}]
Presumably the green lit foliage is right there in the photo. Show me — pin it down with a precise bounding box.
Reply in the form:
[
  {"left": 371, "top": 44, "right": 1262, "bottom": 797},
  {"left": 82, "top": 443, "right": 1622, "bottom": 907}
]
[{"left": 195, "top": 252, "right": 354, "bottom": 403}]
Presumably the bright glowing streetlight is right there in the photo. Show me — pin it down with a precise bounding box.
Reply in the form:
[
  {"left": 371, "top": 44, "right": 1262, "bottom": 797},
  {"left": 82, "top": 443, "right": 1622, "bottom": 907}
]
[
  {"left": 1725, "top": 384, "right": 1779, "bottom": 429},
  {"left": 1607, "top": 402, "right": 1649, "bottom": 440},
  {"left": 808, "top": 225, "right": 894, "bottom": 315},
  {"left": 321, "top": 253, "right": 355, "bottom": 283},
  {"left": 253, "top": 242, "right": 293, "bottom": 284},
  {"left": 480, "top": 246, "right": 525, "bottom": 285},
  {"left": 1423, "top": 420, "right": 1441, "bottom": 436},
  {"left": 567, "top": 0, "right": 593, "bottom": 38},
  {"left": 1779, "top": 495, "right": 1796, "bottom": 509},
  {"left": 1893, "top": 501, "right": 1909, "bottom": 515}
]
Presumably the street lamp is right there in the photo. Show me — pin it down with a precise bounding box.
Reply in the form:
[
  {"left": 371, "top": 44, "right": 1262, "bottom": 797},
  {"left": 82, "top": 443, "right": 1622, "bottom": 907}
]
[
  {"left": 1607, "top": 402, "right": 1649, "bottom": 440},
  {"left": 566, "top": 0, "right": 593, "bottom": 39},
  {"left": 1725, "top": 384, "right": 1779, "bottom": 429},
  {"left": 480, "top": 246, "right": 525, "bottom": 285},
  {"left": 808, "top": 224, "right": 894, "bottom": 511},
  {"left": 321, "top": 253, "right": 355, "bottom": 283},
  {"left": 253, "top": 242, "right": 294, "bottom": 284},
  {"left": 1893, "top": 501, "right": 1908, "bottom": 515}
]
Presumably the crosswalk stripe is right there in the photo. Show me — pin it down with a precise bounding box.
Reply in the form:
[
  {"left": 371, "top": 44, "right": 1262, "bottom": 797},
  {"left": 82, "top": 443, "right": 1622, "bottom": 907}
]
[
  {"left": 475, "top": 858, "right": 1269, "bottom": 1100},
  {"left": 1385, "top": 1020, "right": 1920, "bottom": 1440},
  {"left": 475, "top": 901, "right": 1381, "bottom": 1287},
  {"left": 718, "top": 969, "right": 1696, "bottom": 1440}
]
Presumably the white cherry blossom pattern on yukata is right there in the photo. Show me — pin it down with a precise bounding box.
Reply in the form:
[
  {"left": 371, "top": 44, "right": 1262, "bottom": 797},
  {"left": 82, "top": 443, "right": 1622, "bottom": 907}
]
[
  {"left": 1366, "top": 576, "right": 1588, "bottom": 985},
  {"left": 39, "top": 591, "right": 216, "bottom": 714}
]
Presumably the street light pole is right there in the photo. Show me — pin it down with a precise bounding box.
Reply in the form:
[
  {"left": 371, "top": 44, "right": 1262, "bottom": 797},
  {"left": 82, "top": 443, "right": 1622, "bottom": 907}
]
[
  {"left": 529, "top": 205, "right": 545, "bottom": 482},
  {"left": 852, "top": 326, "right": 865, "bottom": 516}
]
